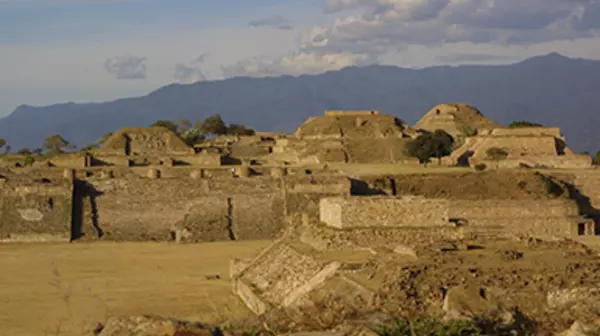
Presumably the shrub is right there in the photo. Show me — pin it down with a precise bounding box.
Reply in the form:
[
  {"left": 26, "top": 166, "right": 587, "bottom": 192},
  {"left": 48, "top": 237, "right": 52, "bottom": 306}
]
[
  {"left": 23, "top": 155, "right": 35, "bottom": 167},
  {"left": 474, "top": 163, "right": 487, "bottom": 171},
  {"left": 486, "top": 147, "right": 508, "bottom": 160},
  {"left": 459, "top": 126, "right": 478, "bottom": 137},
  {"left": 508, "top": 121, "right": 543, "bottom": 128}
]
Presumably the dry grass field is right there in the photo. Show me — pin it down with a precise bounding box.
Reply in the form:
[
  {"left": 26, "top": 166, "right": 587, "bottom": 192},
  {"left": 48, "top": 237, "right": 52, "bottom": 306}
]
[{"left": 0, "top": 241, "right": 271, "bottom": 336}]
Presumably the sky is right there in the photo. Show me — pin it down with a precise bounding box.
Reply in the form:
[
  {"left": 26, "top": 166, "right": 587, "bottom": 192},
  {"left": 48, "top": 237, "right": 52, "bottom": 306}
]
[{"left": 1, "top": 0, "right": 600, "bottom": 116}]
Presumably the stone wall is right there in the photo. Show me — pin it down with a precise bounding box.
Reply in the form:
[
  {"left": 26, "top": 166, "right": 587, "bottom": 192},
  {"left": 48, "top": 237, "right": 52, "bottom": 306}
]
[
  {"left": 320, "top": 196, "right": 450, "bottom": 229},
  {"left": 77, "top": 176, "right": 285, "bottom": 241},
  {"left": 488, "top": 127, "right": 562, "bottom": 138},
  {"left": 474, "top": 155, "right": 592, "bottom": 169},
  {"left": 0, "top": 181, "right": 72, "bottom": 240},
  {"left": 67, "top": 173, "right": 349, "bottom": 242},
  {"left": 319, "top": 195, "right": 583, "bottom": 237},
  {"left": 449, "top": 199, "right": 579, "bottom": 219}
]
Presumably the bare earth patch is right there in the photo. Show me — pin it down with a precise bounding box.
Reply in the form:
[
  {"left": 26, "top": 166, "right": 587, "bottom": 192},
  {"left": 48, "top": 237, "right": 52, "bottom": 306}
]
[{"left": 0, "top": 241, "right": 270, "bottom": 336}]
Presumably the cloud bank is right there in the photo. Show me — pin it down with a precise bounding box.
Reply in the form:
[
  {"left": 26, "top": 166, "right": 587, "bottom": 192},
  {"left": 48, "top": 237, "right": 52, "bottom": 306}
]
[{"left": 223, "top": 0, "right": 600, "bottom": 77}]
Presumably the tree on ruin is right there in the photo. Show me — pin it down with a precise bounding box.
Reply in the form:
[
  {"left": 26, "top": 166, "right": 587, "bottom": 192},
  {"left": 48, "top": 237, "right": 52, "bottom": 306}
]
[
  {"left": 199, "top": 114, "right": 228, "bottom": 135},
  {"left": 0, "top": 138, "right": 6, "bottom": 150},
  {"left": 406, "top": 129, "right": 454, "bottom": 166},
  {"left": 179, "top": 128, "right": 206, "bottom": 146},
  {"left": 43, "top": 135, "right": 73, "bottom": 153},
  {"left": 227, "top": 124, "right": 255, "bottom": 136},
  {"left": 508, "top": 121, "right": 544, "bottom": 128},
  {"left": 151, "top": 120, "right": 179, "bottom": 133}
]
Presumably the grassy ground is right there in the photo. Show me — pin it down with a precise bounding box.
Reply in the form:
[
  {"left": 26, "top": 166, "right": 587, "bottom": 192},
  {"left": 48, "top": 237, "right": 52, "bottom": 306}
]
[{"left": 0, "top": 241, "right": 270, "bottom": 336}]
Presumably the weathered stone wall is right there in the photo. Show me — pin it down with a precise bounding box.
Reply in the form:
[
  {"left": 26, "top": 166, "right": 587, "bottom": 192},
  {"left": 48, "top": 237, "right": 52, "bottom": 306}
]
[
  {"left": 474, "top": 155, "right": 592, "bottom": 169},
  {"left": 449, "top": 199, "right": 579, "bottom": 219},
  {"left": 489, "top": 127, "right": 562, "bottom": 137},
  {"left": 320, "top": 196, "right": 450, "bottom": 229},
  {"left": 79, "top": 176, "right": 285, "bottom": 241},
  {"left": 0, "top": 181, "right": 72, "bottom": 240},
  {"left": 319, "top": 195, "right": 581, "bottom": 237},
  {"left": 284, "top": 175, "right": 351, "bottom": 223}
]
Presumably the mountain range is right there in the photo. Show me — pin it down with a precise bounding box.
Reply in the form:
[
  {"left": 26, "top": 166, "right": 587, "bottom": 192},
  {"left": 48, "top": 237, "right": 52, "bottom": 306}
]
[{"left": 2, "top": 52, "right": 600, "bottom": 153}]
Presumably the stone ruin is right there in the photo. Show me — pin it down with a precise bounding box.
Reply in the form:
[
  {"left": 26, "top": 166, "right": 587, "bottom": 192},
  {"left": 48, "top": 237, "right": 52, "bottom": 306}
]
[{"left": 230, "top": 175, "right": 600, "bottom": 334}]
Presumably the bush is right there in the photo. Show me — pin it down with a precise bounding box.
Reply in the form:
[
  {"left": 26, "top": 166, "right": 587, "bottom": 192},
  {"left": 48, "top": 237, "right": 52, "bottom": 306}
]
[
  {"left": 23, "top": 155, "right": 35, "bottom": 167},
  {"left": 486, "top": 147, "right": 508, "bottom": 160},
  {"left": 508, "top": 121, "right": 543, "bottom": 128},
  {"left": 459, "top": 126, "right": 478, "bottom": 137},
  {"left": 474, "top": 163, "right": 487, "bottom": 171}
]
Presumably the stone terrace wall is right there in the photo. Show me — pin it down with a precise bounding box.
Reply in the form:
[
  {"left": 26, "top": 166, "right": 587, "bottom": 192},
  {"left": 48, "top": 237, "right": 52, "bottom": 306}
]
[
  {"left": 318, "top": 196, "right": 581, "bottom": 237},
  {"left": 449, "top": 199, "right": 579, "bottom": 219},
  {"left": 0, "top": 181, "right": 72, "bottom": 240},
  {"left": 320, "top": 196, "right": 449, "bottom": 229},
  {"left": 70, "top": 173, "right": 350, "bottom": 242},
  {"left": 474, "top": 155, "right": 592, "bottom": 169},
  {"left": 78, "top": 176, "right": 284, "bottom": 241},
  {"left": 489, "top": 127, "right": 562, "bottom": 137}
]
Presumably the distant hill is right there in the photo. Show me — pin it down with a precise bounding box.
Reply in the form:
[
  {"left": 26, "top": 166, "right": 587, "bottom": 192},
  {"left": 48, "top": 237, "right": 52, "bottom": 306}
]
[{"left": 2, "top": 52, "right": 600, "bottom": 152}]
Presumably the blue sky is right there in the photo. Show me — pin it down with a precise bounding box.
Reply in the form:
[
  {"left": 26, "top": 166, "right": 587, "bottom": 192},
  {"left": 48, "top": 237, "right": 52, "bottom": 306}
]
[{"left": 1, "top": 0, "right": 600, "bottom": 116}]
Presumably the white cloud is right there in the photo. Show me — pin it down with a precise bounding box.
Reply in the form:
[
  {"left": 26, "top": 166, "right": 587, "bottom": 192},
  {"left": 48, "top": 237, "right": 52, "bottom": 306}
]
[
  {"left": 223, "top": 0, "right": 600, "bottom": 77},
  {"left": 104, "top": 55, "right": 147, "bottom": 80},
  {"left": 221, "top": 51, "right": 375, "bottom": 77}
]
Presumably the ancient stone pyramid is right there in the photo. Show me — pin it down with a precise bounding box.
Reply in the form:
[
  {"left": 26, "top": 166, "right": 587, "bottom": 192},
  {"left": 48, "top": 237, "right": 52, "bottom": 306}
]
[
  {"left": 414, "top": 104, "right": 500, "bottom": 136},
  {"left": 295, "top": 111, "right": 410, "bottom": 139},
  {"left": 99, "top": 126, "right": 194, "bottom": 156}
]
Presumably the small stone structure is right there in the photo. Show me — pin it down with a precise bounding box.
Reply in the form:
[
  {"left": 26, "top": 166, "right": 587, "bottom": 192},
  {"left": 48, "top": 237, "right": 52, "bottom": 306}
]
[{"left": 446, "top": 126, "right": 591, "bottom": 168}]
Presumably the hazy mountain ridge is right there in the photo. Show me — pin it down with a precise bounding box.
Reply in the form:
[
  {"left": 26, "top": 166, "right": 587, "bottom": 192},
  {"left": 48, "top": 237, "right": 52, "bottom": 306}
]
[{"left": 2, "top": 52, "right": 600, "bottom": 152}]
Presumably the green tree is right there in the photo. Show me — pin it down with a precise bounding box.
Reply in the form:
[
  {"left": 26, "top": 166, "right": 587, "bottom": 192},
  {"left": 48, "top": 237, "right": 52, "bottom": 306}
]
[
  {"left": 406, "top": 129, "right": 454, "bottom": 166},
  {"left": 508, "top": 121, "right": 544, "bottom": 128},
  {"left": 200, "top": 114, "right": 227, "bottom": 135},
  {"left": 227, "top": 124, "right": 255, "bottom": 136},
  {"left": 43, "top": 135, "right": 72, "bottom": 153},
  {"left": 18, "top": 148, "right": 31, "bottom": 155},
  {"left": 179, "top": 128, "right": 206, "bottom": 146},
  {"left": 593, "top": 151, "right": 600, "bottom": 165},
  {"left": 0, "top": 138, "right": 8, "bottom": 155},
  {"left": 151, "top": 120, "right": 179, "bottom": 133},
  {"left": 33, "top": 148, "right": 43, "bottom": 155}
]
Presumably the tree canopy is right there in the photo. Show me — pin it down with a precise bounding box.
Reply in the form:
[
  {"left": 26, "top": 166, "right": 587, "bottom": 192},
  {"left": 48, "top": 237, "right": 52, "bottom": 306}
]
[
  {"left": 227, "top": 123, "right": 255, "bottom": 136},
  {"left": 508, "top": 121, "right": 544, "bottom": 128},
  {"left": 43, "top": 135, "right": 72, "bottom": 153},
  {"left": 151, "top": 120, "right": 179, "bottom": 133},
  {"left": 406, "top": 129, "right": 454, "bottom": 165},
  {"left": 199, "top": 114, "right": 228, "bottom": 135}
]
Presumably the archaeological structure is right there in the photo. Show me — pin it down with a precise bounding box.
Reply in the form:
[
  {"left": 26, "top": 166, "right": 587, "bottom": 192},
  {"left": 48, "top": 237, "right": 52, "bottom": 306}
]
[
  {"left": 0, "top": 104, "right": 598, "bottom": 243},
  {"left": 2, "top": 104, "right": 600, "bottom": 333}
]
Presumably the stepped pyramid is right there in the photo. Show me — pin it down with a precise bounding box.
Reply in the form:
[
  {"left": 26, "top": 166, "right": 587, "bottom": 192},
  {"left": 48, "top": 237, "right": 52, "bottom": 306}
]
[{"left": 414, "top": 104, "right": 500, "bottom": 136}]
